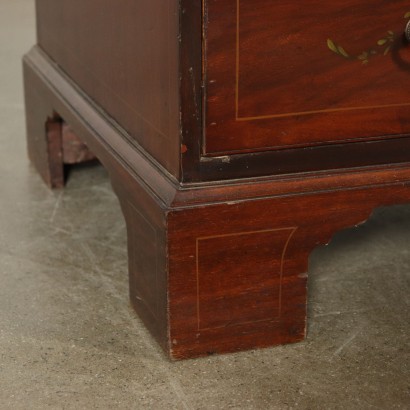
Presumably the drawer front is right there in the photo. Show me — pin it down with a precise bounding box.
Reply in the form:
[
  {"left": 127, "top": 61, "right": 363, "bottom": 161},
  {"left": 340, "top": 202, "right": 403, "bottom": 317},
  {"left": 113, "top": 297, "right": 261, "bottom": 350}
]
[{"left": 204, "top": 0, "right": 410, "bottom": 155}]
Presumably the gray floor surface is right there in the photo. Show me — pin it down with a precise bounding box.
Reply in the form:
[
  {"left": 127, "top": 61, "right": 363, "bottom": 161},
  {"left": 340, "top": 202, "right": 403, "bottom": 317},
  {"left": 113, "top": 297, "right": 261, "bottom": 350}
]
[{"left": 0, "top": 1, "right": 409, "bottom": 409}]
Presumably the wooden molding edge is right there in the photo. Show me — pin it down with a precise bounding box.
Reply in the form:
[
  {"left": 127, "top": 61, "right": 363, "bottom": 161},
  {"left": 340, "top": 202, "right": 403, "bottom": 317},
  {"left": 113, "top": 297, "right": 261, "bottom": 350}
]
[
  {"left": 24, "top": 46, "right": 179, "bottom": 207},
  {"left": 24, "top": 46, "right": 410, "bottom": 211}
]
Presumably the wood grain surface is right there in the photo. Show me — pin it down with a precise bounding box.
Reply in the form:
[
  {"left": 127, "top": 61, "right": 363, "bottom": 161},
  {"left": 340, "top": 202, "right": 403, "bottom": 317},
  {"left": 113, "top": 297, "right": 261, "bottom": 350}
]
[
  {"left": 36, "top": 0, "right": 181, "bottom": 177},
  {"left": 205, "top": 0, "right": 410, "bottom": 154}
]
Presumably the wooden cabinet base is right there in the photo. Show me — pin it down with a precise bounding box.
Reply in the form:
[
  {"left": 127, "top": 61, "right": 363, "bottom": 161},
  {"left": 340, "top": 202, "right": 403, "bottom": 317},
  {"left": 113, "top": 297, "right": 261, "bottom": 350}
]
[{"left": 24, "top": 47, "right": 410, "bottom": 360}]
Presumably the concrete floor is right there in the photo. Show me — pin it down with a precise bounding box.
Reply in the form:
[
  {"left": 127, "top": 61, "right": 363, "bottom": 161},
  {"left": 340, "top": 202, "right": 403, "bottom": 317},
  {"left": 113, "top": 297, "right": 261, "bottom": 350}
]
[{"left": 0, "top": 1, "right": 409, "bottom": 408}]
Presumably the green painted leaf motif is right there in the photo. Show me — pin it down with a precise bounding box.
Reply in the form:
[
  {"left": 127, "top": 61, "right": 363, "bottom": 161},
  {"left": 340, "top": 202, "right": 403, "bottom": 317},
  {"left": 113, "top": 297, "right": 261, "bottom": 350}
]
[
  {"left": 337, "top": 46, "right": 349, "bottom": 58},
  {"left": 384, "top": 46, "right": 392, "bottom": 55},
  {"left": 327, "top": 39, "right": 338, "bottom": 54},
  {"left": 357, "top": 52, "right": 368, "bottom": 60},
  {"left": 326, "top": 13, "right": 405, "bottom": 65}
]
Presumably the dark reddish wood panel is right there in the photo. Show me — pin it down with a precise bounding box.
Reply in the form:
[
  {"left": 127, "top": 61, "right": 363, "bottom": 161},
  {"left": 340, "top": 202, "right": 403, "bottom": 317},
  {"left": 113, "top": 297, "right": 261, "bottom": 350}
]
[
  {"left": 167, "top": 182, "right": 410, "bottom": 359},
  {"left": 205, "top": 0, "right": 410, "bottom": 155},
  {"left": 23, "top": 63, "right": 64, "bottom": 188},
  {"left": 196, "top": 228, "right": 296, "bottom": 330},
  {"left": 115, "top": 184, "right": 169, "bottom": 354},
  {"left": 35, "top": 0, "right": 181, "bottom": 176},
  {"left": 128, "top": 202, "right": 160, "bottom": 321}
]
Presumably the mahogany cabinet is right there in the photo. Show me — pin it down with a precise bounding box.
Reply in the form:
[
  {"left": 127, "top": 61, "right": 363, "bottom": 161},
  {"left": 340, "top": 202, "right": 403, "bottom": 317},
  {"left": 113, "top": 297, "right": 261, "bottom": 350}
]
[{"left": 24, "top": 0, "right": 410, "bottom": 359}]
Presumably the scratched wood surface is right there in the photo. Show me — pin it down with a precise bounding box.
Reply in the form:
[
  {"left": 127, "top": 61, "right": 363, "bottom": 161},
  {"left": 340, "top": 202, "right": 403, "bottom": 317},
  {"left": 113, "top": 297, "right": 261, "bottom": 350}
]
[{"left": 62, "top": 123, "right": 96, "bottom": 164}]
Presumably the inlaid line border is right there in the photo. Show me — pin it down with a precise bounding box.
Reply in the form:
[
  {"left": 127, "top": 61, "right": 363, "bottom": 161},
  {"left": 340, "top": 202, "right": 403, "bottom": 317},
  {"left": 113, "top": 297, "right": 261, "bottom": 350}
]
[
  {"left": 234, "top": 0, "right": 410, "bottom": 121},
  {"left": 195, "top": 226, "right": 298, "bottom": 331}
]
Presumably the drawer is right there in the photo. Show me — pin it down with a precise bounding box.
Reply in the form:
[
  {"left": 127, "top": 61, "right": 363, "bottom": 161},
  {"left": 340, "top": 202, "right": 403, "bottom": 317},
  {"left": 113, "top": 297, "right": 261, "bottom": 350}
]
[{"left": 204, "top": 0, "right": 410, "bottom": 155}]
